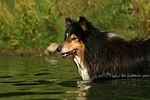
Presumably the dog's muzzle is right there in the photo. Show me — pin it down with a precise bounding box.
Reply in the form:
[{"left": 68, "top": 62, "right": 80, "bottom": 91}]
[{"left": 56, "top": 44, "right": 76, "bottom": 58}]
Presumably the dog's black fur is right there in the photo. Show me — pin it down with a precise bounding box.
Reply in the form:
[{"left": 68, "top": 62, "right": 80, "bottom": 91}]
[{"left": 57, "top": 16, "right": 150, "bottom": 81}]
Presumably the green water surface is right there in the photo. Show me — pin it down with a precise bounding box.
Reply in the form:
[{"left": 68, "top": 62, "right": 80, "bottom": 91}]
[{"left": 0, "top": 56, "right": 150, "bottom": 100}]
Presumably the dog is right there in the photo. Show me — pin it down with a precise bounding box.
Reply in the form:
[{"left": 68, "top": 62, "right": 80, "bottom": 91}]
[{"left": 56, "top": 16, "right": 150, "bottom": 81}]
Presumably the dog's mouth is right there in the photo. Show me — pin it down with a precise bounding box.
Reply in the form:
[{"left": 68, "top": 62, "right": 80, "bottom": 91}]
[{"left": 61, "top": 49, "right": 76, "bottom": 58}]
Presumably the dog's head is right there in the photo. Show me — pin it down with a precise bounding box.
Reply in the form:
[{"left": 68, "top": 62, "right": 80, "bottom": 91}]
[{"left": 56, "top": 17, "right": 88, "bottom": 58}]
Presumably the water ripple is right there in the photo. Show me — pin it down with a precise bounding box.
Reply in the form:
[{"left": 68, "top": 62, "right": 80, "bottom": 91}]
[
  {"left": 0, "top": 76, "right": 12, "bottom": 78},
  {"left": 0, "top": 91, "right": 63, "bottom": 98},
  {"left": 34, "top": 73, "right": 51, "bottom": 76},
  {"left": 12, "top": 80, "right": 54, "bottom": 86}
]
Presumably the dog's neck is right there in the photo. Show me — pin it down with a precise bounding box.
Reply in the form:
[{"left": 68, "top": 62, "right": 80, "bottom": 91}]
[{"left": 73, "top": 55, "right": 90, "bottom": 80}]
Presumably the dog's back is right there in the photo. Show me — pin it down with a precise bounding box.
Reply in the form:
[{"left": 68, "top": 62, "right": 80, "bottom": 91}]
[{"left": 84, "top": 28, "right": 150, "bottom": 80}]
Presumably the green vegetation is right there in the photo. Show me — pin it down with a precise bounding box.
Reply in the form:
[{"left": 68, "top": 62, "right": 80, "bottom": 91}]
[{"left": 0, "top": 0, "right": 150, "bottom": 55}]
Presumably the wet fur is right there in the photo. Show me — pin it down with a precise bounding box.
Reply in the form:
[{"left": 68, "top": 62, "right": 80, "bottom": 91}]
[{"left": 57, "top": 16, "right": 150, "bottom": 81}]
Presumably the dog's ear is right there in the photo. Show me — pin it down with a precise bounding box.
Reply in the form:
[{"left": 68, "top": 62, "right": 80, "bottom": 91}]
[
  {"left": 79, "top": 16, "right": 88, "bottom": 31},
  {"left": 65, "top": 17, "right": 72, "bottom": 28}
]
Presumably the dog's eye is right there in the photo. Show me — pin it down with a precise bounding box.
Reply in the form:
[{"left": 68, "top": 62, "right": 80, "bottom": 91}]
[{"left": 71, "top": 37, "right": 77, "bottom": 41}]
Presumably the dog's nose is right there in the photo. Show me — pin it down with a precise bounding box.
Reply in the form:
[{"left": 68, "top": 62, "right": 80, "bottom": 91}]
[{"left": 56, "top": 45, "right": 62, "bottom": 52}]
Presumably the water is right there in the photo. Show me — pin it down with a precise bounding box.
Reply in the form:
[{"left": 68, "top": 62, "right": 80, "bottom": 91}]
[{"left": 0, "top": 56, "right": 150, "bottom": 100}]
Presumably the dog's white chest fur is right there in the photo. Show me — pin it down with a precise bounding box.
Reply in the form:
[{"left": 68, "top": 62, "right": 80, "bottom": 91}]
[{"left": 73, "top": 56, "right": 90, "bottom": 80}]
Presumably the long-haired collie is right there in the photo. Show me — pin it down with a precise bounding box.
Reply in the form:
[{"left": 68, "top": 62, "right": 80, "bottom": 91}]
[{"left": 56, "top": 16, "right": 150, "bottom": 81}]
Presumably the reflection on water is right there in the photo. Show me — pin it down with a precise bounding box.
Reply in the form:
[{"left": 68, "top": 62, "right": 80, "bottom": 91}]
[
  {"left": 0, "top": 56, "right": 150, "bottom": 100},
  {"left": 66, "top": 81, "right": 91, "bottom": 100},
  {"left": 65, "top": 79, "right": 150, "bottom": 100}
]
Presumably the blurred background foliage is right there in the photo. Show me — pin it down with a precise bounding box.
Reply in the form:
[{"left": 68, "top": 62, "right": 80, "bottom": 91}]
[{"left": 0, "top": 0, "right": 150, "bottom": 55}]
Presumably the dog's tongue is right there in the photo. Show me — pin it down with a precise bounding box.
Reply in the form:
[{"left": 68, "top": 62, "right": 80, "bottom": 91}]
[
  {"left": 61, "top": 53, "right": 68, "bottom": 58},
  {"left": 61, "top": 50, "right": 76, "bottom": 58}
]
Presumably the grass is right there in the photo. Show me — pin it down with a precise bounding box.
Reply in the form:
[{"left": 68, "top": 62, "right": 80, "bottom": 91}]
[{"left": 0, "top": 0, "right": 150, "bottom": 55}]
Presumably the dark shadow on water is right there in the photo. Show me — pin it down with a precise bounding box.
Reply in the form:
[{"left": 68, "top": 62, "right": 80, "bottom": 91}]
[
  {"left": 0, "top": 75, "right": 13, "bottom": 78},
  {"left": 0, "top": 91, "right": 63, "bottom": 98},
  {"left": 34, "top": 72, "right": 52, "bottom": 76},
  {"left": 58, "top": 81, "right": 76, "bottom": 87},
  {"left": 92, "top": 77, "right": 150, "bottom": 85},
  {"left": 57, "top": 78, "right": 80, "bottom": 87},
  {"left": 91, "top": 78, "right": 150, "bottom": 100},
  {"left": 63, "top": 78, "right": 150, "bottom": 100}
]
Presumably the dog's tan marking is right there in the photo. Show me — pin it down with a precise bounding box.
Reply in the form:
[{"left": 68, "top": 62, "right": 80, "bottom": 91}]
[
  {"left": 61, "top": 34, "right": 80, "bottom": 53},
  {"left": 61, "top": 33, "right": 90, "bottom": 80}
]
